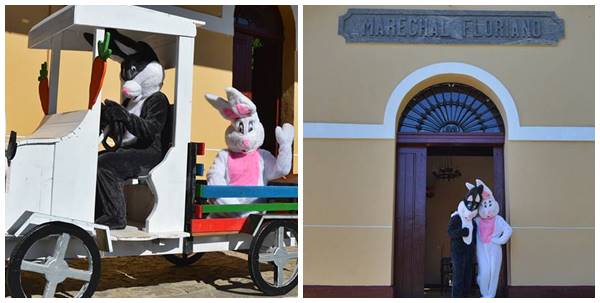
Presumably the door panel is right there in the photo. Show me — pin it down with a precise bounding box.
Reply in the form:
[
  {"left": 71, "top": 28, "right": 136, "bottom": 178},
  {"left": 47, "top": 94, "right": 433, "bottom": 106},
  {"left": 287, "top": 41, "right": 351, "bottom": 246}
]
[
  {"left": 232, "top": 32, "right": 253, "bottom": 95},
  {"left": 394, "top": 146, "right": 427, "bottom": 297},
  {"left": 493, "top": 147, "right": 508, "bottom": 297}
]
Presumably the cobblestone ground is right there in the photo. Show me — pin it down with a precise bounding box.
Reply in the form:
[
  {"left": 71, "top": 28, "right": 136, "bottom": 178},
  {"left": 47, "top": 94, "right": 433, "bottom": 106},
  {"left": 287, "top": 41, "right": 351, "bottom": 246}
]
[{"left": 8, "top": 251, "right": 297, "bottom": 298}]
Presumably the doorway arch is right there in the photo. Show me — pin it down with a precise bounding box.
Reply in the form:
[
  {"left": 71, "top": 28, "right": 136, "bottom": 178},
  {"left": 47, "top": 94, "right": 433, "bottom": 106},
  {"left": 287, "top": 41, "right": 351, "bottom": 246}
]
[
  {"left": 233, "top": 6, "right": 283, "bottom": 153},
  {"left": 393, "top": 81, "right": 508, "bottom": 297}
]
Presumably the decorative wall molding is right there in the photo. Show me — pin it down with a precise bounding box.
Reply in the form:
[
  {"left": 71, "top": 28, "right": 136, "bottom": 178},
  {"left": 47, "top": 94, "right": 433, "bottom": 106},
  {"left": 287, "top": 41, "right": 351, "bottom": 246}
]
[
  {"left": 304, "top": 62, "right": 594, "bottom": 142},
  {"left": 304, "top": 285, "right": 594, "bottom": 298},
  {"left": 304, "top": 285, "right": 394, "bottom": 298},
  {"left": 507, "top": 286, "right": 594, "bottom": 298},
  {"left": 511, "top": 226, "right": 594, "bottom": 230},
  {"left": 305, "top": 224, "right": 393, "bottom": 229}
]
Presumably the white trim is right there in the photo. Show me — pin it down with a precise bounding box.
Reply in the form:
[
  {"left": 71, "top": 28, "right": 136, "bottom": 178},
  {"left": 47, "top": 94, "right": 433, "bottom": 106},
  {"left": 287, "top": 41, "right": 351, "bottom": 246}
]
[
  {"left": 304, "top": 62, "right": 594, "bottom": 142},
  {"left": 47, "top": 35, "right": 61, "bottom": 115},
  {"left": 141, "top": 5, "right": 234, "bottom": 36},
  {"left": 511, "top": 226, "right": 594, "bottom": 230},
  {"left": 305, "top": 224, "right": 393, "bottom": 229},
  {"left": 304, "top": 224, "right": 593, "bottom": 230},
  {"left": 142, "top": 6, "right": 296, "bottom": 38}
]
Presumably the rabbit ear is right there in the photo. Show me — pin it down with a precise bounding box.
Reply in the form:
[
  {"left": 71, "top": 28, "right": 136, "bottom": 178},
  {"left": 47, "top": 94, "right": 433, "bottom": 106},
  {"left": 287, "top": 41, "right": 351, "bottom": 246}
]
[
  {"left": 205, "top": 87, "right": 258, "bottom": 121},
  {"left": 225, "top": 87, "right": 257, "bottom": 116},
  {"left": 475, "top": 179, "right": 490, "bottom": 192},
  {"left": 205, "top": 93, "right": 239, "bottom": 120}
]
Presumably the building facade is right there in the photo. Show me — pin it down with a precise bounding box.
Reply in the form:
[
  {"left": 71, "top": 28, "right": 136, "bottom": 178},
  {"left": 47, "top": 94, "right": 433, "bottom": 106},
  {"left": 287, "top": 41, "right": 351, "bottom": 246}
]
[
  {"left": 303, "top": 5, "right": 593, "bottom": 298},
  {"left": 5, "top": 5, "right": 298, "bottom": 175}
]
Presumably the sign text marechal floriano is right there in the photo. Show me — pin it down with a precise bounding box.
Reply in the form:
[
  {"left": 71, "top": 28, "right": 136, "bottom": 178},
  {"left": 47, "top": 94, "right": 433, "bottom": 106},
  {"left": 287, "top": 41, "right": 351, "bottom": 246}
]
[{"left": 338, "top": 9, "right": 565, "bottom": 45}]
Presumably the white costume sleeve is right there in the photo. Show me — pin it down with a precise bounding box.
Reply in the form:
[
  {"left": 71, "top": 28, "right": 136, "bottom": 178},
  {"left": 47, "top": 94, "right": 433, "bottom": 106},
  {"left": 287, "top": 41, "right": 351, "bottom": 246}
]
[
  {"left": 492, "top": 216, "right": 512, "bottom": 245},
  {"left": 207, "top": 150, "right": 237, "bottom": 205},
  {"left": 207, "top": 150, "right": 228, "bottom": 185}
]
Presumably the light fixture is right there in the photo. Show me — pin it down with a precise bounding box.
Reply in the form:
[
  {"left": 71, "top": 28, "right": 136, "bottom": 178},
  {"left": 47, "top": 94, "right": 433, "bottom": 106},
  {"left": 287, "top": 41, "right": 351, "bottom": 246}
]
[{"left": 432, "top": 157, "right": 461, "bottom": 181}]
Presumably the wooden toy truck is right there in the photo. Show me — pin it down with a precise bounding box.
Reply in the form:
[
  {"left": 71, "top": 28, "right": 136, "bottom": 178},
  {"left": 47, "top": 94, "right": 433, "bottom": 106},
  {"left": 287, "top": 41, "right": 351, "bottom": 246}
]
[{"left": 4, "top": 6, "right": 298, "bottom": 298}]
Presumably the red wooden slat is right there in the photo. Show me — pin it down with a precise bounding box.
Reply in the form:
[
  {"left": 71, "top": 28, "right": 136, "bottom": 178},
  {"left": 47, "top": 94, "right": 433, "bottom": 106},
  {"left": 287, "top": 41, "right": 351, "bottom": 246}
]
[
  {"left": 191, "top": 218, "right": 247, "bottom": 233},
  {"left": 196, "top": 142, "right": 205, "bottom": 156},
  {"left": 194, "top": 204, "right": 203, "bottom": 219}
]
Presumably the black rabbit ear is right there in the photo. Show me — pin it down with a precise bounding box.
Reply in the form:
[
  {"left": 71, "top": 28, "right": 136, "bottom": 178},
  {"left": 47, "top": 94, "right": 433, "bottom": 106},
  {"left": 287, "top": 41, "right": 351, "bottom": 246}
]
[
  {"left": 136, "top": 41, "right": 160, "bottom": 63},
  {"left": 106, "top": 28, "right": 139, "bottom": 61}
]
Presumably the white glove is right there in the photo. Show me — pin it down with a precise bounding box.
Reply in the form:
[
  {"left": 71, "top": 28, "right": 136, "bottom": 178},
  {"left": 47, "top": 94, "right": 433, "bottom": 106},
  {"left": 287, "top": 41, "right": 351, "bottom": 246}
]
[{"left": 275, "top": 123, "right": 294, "bottom": 146}]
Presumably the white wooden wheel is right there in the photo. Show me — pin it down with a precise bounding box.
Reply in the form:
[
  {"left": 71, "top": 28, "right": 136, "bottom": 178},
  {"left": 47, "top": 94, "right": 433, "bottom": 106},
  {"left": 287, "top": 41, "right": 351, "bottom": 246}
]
[
  {"left": 7, "top": 222, "right": 101, "bottom": 298},
  {"left": 248, "top": 220, "right": 298, "bottom": 295}
]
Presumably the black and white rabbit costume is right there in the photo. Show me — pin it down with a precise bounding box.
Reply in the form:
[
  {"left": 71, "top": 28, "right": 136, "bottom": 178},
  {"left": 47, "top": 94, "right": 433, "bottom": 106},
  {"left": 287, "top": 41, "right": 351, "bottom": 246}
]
[
  {"left": 448, "top": 182, "right": 483, "bottom": 298},
  {"left": 85, "top": 29, "right": 170, "bottom": 229}
]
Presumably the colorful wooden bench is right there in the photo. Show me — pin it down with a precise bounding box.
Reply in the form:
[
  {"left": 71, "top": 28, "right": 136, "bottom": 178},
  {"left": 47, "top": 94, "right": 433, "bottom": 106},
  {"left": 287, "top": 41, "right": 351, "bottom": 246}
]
[{"left": 191, "top": 185, "right": 298, "bottom": 234}]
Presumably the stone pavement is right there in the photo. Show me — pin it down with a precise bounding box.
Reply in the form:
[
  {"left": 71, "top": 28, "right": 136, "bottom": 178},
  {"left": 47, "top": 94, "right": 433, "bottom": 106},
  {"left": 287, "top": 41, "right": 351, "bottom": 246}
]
[{"left": 8, "top": 251, "right": 297, "bottom": 298}]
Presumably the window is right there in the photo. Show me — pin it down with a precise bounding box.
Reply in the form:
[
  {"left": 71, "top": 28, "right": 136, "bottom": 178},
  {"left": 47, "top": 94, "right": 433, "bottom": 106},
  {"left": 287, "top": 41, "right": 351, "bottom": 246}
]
[{"left": 398, "top": 83, "right": 504, "bottom": 133}]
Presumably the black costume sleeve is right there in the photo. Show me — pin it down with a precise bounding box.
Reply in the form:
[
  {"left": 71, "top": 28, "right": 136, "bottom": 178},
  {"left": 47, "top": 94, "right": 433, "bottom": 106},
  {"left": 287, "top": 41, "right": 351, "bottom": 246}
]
[
  {"left": 448, "top": 215, "right": 464, "bottom": 239},
  {"left": 124, "top": 92, "right": 169, "bottom": 144}
]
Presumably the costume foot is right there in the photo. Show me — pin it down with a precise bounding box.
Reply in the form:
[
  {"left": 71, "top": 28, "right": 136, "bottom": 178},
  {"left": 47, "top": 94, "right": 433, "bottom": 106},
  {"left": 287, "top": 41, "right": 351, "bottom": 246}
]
[
  {"left": 107, "top": 221, "right": 127, "bottom": 230},
  {"left": 94, "top": 215, "right": 111, "bottom": 225},
  {"left": 95, "top": 215, "right": 126, "bottom": 230}
]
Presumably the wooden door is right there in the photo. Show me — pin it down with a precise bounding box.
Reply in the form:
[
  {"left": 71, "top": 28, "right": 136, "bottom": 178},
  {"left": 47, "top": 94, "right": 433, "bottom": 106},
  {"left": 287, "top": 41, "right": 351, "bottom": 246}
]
[
  {"left": 493, "top": 147, "right": 508, "bottom": 297},
  {"left": 233, "top": 6, "right": 283, "bottom": 154},
  {"left": 394, "top": 146, "right": 427, "bottom": 297},
  {"left": 232, "top": 32, "right": 254, "bottom": 95}
]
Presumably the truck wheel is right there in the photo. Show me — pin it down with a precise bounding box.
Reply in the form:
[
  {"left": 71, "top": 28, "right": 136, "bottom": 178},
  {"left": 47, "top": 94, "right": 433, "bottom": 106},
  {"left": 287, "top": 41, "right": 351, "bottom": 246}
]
[
  {"left": 6, "top": 222, "right": 101, "bottom": 298},
  {"left": 248, "top": 220, "right": 298, "bottom": 296},
  {"left": 162, "top": 253, "right": 204, "bottom": 266}
]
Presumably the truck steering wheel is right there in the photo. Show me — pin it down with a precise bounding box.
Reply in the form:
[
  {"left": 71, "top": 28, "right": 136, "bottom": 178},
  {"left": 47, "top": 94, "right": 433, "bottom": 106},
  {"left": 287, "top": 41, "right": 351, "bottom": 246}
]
[{"left": 101, "top": 119, "right": 124, "bottom": 152}]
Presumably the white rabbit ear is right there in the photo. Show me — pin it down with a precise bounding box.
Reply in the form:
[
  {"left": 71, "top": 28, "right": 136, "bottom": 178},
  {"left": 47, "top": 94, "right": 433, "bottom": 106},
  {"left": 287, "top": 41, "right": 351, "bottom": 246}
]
[
  {"left": 475, "top": 179, "right": 491, "bottom": 192},
  {"left": 465, "top": 182, "right": 475, "bottom": 190},
  {"left": 205, "top": 93, "right": 237, "bottom": 120},
  {"left": 225, "top": 87, "right": 257, "bottom": 117}
]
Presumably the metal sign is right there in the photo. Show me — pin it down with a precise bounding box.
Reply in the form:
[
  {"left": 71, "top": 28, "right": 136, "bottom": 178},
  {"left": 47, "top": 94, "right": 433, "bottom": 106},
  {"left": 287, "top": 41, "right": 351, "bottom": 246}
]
[{"left": 338, "top": 9, "right": 565, "bottom": 45}]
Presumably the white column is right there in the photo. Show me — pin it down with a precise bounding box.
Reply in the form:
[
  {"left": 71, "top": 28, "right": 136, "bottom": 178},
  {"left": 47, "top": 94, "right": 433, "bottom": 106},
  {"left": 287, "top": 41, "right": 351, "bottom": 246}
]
[
  {"left": 145, "top": 36, "right": 195, "bottom": 233},
  {"left": 47, "top": 35, "right": 62, "bottom": 114}
]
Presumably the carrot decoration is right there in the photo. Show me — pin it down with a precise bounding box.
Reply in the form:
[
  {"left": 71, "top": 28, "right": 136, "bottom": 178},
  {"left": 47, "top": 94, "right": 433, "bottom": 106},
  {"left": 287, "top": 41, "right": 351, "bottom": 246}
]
[
  {"left": 38, "top": 62, "right": 49, "bottom": 115},
  {"left": 88, "top": 31, "right": 112, "bottom": 109}
]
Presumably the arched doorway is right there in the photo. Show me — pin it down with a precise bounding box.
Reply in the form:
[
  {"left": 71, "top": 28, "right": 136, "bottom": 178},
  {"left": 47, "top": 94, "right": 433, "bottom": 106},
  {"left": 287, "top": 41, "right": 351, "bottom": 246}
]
[
  {"left": 233, "top": 6, "right": 283, "bottom": 153},
  {"left": 393, "top": 82, "right": 507, "bottom": 297}
]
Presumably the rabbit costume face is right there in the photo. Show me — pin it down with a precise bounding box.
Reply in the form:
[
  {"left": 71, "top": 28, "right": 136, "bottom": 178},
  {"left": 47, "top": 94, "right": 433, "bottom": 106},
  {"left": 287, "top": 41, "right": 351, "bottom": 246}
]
[
  {"left": 206, "top": 87, "right": 265, "bottom": 153},
  {"left": 459, "top": 182, "right": 483, "bottom": 220},
  {"left": 85, "top": 29, "right": 164, "bottom": 104},
  {"left": 476, "top": 179, "right": 499, "bottom": 219},
  {"left": 457, "top": 201, "right": 478, "bottom": 221}
]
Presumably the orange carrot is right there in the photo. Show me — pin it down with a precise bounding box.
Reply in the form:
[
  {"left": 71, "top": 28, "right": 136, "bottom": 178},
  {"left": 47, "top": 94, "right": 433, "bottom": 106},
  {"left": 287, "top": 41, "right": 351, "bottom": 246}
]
[
  {"left": 88, "top": 31, "right": 112, "bottom": 109},
  {"left": 38, "top": 62, "right": 49, "bottom": 115}
]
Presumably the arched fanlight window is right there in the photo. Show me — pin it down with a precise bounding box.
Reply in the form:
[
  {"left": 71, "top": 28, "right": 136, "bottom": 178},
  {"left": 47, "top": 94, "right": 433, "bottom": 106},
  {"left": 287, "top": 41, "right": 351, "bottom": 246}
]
[{"left": 398, "top": 83, "right": 504, "bottom": 133}]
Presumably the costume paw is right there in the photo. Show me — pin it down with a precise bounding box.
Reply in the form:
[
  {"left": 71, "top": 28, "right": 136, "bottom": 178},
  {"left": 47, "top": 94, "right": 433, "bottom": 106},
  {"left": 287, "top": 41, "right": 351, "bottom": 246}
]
[
  {"left": 103, "top": 99, "right": 129, "bottom": 122},
  {"left": 276, "top": 123, "right": 294, "bottom": 146}
]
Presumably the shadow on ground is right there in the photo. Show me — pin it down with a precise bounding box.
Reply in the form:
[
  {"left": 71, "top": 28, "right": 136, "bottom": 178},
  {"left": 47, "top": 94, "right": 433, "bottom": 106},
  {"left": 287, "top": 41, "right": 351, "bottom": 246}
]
[{"left": 7, "top": 251, "right": 297, "bottom": 298}]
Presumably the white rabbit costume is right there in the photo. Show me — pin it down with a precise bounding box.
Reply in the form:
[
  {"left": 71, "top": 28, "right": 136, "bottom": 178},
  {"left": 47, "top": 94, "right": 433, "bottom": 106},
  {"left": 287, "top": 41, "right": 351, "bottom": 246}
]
[
  {"left": 474, "top": 179, "right": 512, "bottom": 298},
  {"left": 205, "top": 87, "right": 294, "bottom": 217}
]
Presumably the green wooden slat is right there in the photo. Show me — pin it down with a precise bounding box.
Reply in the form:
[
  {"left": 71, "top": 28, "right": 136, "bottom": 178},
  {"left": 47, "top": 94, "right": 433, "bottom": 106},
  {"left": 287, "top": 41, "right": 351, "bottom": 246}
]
[{"left": 202, "top": 203, "right": 298, "bottom": 213}]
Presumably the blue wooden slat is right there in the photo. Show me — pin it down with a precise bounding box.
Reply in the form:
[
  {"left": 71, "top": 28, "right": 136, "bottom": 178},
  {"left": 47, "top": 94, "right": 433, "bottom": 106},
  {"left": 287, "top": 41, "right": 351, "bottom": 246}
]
[
  {"left": 199, "top": 185, "right": 298, "bottom": 198},
  {"left": 195, "top": 164, "right": 204, "bottom": 176}
]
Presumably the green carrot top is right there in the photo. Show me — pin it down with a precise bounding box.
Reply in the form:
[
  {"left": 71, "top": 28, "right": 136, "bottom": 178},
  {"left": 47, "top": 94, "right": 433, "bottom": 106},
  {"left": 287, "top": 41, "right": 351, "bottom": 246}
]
[
  {"left": 97, "top": 31, "right": 112, "bottom": 61},
  {"left": 38, "top": 62, "right": 48, "bottom": 81}
]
